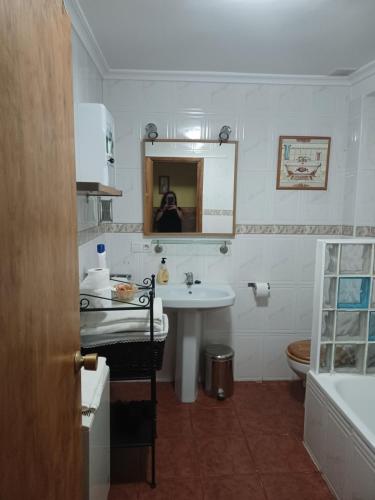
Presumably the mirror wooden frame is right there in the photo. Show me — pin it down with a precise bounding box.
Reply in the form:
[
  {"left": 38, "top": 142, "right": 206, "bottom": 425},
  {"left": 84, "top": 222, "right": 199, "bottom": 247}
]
[{"left": 143, "top": 139, "right": 238, "bottom": 237}]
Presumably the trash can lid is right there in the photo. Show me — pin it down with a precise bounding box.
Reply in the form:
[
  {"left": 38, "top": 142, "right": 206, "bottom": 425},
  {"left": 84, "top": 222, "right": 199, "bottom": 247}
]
[{"left": 205, "top": 344, "right": 234, "bottom": 360}]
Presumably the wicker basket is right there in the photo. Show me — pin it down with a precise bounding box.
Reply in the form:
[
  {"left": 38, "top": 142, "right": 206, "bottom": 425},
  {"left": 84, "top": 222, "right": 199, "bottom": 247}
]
[
  {"left": 111, "top": 283, "right": 139, "bottom": 302},
  {"left": 82, "top": 340, "right": 165, "bottom": 380}
]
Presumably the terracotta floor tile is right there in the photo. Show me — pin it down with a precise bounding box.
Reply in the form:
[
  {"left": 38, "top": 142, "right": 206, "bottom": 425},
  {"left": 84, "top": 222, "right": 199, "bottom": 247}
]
[
  {"left": 203, "top": 474, "right": 267, "bottom": 500},
  {"left": 191, "top": 407, "right": 243, "bottom": 438},
  {"left": 154, "top": 438, "right": 200, "bottom": 479},
  {"left": 157, "top": 382, "right": 184, "bottom": 408},
  {"left": 233, "top": 380, "right": 306, "bottom": 418},
  {"left": 138, "top": 478, "right": 204, "bottom": 500},
  {"left": 197, "top": 436, "right": 256, "bottom": 477},
  {"left": 109, "top": 382, "right": 330, "bottom": 500},
  {"left": 288, "top": 412, "right": 305, "bottom": 439},
  {"left": 237, "top": 409, "right": 295, "bottom": 436},
  {"left": 233, "top": 385, "right": 284, "bottom": 415},
  {"left": 194, "top": 385, "right": 234, "bottom": 409},
  {"left": 247, "top": 435, "right": 317, "bottom": 473},
  {"left": 260, "top": 472, "right": 335, "bottom": 500},
  {"left": 157, "top": 406, "right": 193, "bottom": 438},
  {"left": 108, "top": 482, "right": 139, "bottom": 500},
  {"left": 233, "top": 381, "right": 264, "bottom": 394}
]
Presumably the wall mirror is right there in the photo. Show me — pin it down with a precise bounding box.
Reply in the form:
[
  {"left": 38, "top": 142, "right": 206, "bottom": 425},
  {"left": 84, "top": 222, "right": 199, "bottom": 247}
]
[{"left": 143, "top": 140, "right": 238, "bottom": 236}]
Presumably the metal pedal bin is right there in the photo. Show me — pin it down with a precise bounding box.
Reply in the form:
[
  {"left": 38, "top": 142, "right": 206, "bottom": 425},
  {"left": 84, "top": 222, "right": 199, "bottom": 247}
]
[{"left": 204, "top": 344, "right": 234, "bottom": 400}]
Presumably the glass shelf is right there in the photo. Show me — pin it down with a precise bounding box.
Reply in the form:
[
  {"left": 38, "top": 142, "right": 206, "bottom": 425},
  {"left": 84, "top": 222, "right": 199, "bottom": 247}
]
[{"left": 151, "top": 238, "right": 232, "bottom": 245}]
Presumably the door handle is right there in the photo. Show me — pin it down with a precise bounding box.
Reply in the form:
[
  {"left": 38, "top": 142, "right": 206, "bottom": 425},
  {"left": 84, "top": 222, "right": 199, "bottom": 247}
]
[{"left": 74, "top": 351, "right": 98, "bottom": 372}]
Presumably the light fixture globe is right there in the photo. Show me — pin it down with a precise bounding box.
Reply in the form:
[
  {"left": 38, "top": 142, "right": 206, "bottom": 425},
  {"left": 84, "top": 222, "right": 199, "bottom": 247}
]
[
  {"left": 219, "top": 125, "right": 231, "bottom": 143},
  {"left": 145, "top": 123, "right": 158, "bottom": 140}
]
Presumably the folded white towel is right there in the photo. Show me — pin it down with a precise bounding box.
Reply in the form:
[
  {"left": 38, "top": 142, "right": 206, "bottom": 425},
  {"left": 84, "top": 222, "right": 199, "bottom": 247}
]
[
  {"left": 81, "top": 314, "right": 169, "bottom": 348},
  {"left": 80, "top": 297, "right": 163, "bottom": 335}
]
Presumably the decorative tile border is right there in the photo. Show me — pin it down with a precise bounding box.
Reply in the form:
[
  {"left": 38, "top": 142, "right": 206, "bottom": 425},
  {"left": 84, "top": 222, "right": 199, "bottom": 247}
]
[
  {"left": 77, "top": 224, "right": 105, "bottom": 246},
  {"left": 235, "top": 224, "right": 354, "bottom": 235},
  {"left": 203, "top": 209, "right": 233, "bottom": 216},
  {"left": 355, "top": 226, "right": 375, "bottom": 237},
  {"left": 101, "top": 222, "right": 144, "bottom": 233},
  {"left": 78, "top": 223, "right": 361, "bottom": 245},
  {"left": 342, "top": 225, "right": 355, "bottom": 236}
]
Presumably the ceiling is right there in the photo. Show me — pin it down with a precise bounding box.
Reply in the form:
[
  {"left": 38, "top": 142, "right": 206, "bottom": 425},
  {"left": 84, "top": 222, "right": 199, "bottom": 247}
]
[{"left": 77, "top": 0, "right": 375, "bottom": 75}]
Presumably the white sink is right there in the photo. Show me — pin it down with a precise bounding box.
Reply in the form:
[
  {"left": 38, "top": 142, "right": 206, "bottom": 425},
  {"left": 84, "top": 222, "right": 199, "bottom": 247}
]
[
  {"left": 155, "top": 284, "right": 235, "bottom": 309},
  {"left": 155, "top": 283, "right": 235, "bottom": 403}
]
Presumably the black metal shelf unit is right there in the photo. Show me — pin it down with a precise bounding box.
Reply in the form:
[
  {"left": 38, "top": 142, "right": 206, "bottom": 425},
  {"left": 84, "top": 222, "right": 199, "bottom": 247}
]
[{"left": 80, "top": 274, "right": 158, "bottom": 488}]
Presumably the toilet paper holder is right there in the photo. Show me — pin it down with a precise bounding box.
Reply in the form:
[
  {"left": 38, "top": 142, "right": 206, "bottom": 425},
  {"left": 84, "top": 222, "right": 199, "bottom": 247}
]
[{"left": 248, "top": 282, "right": 270, "bottom": 290}]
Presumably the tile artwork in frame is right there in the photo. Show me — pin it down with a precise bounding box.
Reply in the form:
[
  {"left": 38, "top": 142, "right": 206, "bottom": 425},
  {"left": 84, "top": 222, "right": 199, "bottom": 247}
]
[{"left": 276, "top": 136, "right": 331, "bottom": 190}]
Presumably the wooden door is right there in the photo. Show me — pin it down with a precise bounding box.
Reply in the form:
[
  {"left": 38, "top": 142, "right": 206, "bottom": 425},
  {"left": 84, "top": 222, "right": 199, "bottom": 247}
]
[{"left": 0, "top": 1, "right": 83, "bottom": 499}]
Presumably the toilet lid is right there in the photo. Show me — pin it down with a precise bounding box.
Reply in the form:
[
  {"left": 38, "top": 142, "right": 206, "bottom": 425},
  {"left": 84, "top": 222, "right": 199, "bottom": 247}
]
[{"left": 287, "top": 340, "right": 311, "bottom": 364}]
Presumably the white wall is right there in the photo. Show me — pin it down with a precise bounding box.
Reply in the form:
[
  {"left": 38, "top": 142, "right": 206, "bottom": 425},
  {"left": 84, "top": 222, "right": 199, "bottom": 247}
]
[
  {"left": 71, "top": 30, "right": 105, "bottom": 278},
  {"left": 104, "top": 231, "right": 325, "bottom": 381},
  {"left": 353, "top": 94, "right": 375, "bottom": 228},
  {"left": 70, "top": 13, "right": 375, "bottom": 382},
  {"left": 101, "top": 79, "right": 352, "bottom": 381},
  {"left": 342, "top": 75, "right": 375, "bottom": 232},
  {"left": 104, "top": 81, "right": 349, "bottom": 227}
]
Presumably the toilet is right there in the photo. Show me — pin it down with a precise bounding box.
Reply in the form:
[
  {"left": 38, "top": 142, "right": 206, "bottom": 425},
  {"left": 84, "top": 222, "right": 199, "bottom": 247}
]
[{"left": 286, "top": 340, "right": 311, "bottom": 380}]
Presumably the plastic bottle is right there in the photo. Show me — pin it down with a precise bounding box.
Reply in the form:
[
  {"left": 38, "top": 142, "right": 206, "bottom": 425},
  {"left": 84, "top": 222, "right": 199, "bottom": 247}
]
[
  {"left": 156, "top": 257, "right": 169, "bottom": 285},
  {"left": 97, "top": 243, "right": 107, "bottom": 269}
]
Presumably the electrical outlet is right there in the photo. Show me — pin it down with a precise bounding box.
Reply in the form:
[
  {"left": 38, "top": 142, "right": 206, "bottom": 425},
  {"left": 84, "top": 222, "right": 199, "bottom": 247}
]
[
  {"left": 132, "top": 241, "right": 152, "bottom": 253},
  {"left": 142, "top": 242, "right": 152, "bottom": 253}
]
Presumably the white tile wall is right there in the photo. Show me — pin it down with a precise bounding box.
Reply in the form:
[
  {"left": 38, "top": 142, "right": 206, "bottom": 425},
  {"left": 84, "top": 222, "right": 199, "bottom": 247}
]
[
  {"left": 354, "top": 95, "right": 375, "bottom": 227},
  {"left": 72, "top": 30, "right": 103, "bottom": 235},
  {"left": 98, "top": 78, "right": 356, "bottom": 381},
  {"left": 78, "top": 234, "right": 107, "bottom": 281},
  {"left": 72, "top": 38, "right": 375, "bottom": 381},
  {"left": 103, "top": 80, "right": 351, "bottom": 227},
  {"left": 100, "top": 232, "right": 325, "bottom": 380}
]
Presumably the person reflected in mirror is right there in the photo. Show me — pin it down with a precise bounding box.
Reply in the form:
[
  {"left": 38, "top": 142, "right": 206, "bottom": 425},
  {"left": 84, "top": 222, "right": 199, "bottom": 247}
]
[{"left": 155, "top": 191, "right": 183, "bottom": 232}]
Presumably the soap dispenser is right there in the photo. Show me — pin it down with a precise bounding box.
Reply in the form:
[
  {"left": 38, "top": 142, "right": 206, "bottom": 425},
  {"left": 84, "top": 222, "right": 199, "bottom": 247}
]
[{"left": 157, "top": 257, "right": 169, "bottom": 285}]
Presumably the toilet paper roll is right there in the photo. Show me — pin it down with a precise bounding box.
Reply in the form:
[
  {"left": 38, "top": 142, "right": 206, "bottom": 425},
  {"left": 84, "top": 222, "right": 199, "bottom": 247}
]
[
  {"left": 253, "top": 282, "right": 270, "bottom": 298},
  {"left": 81, "top": 268, "right": 110, "bottom": 291}
]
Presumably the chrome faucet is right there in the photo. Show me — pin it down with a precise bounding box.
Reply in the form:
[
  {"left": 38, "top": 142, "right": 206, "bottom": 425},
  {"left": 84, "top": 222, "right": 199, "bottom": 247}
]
[{"left": 185, "top": 272, "right": 194, "bottom": 287}]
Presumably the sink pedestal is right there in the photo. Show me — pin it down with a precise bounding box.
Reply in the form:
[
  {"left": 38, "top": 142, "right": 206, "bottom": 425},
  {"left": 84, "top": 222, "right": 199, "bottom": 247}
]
[
  {"left": 155, "top": 284, "right": 235, "bottom": 403},
  {"left": 175, "top": 310, "right": 202, "bottom": 403}
]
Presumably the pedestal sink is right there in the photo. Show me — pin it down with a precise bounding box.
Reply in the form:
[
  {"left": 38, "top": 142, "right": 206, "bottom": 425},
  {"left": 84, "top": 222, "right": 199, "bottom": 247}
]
[{"left": 155, "top": 284, "right": 235, "bottom": 402}]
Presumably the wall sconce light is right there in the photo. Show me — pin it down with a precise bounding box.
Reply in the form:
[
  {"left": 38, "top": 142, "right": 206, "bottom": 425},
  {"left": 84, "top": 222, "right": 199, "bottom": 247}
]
[
  {"left": 219, "top": 125, "right": 231, "bottom": 145},
  {"left": 145, "top": 123, "right": 158, "bottom": 143}
]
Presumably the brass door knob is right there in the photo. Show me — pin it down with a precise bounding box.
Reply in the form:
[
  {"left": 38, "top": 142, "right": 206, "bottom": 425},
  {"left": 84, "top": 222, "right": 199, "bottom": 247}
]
[{"left": 74, "top": 352, "right": 98, "bottom": 372}]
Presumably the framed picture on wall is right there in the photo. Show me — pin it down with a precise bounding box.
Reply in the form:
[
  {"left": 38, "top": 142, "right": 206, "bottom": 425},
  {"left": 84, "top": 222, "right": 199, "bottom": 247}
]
[
  {"left": 159, "top": 175, "right": 170, "bottom": 194},
  {"left": 276, "top": 136, "right": 331, "bottom": 190}
]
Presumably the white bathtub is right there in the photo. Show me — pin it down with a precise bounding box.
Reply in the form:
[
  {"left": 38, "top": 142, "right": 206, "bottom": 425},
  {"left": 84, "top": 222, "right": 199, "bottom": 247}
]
[{"left": 304, "top": 372, "right": 375, "bottom": 500}]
